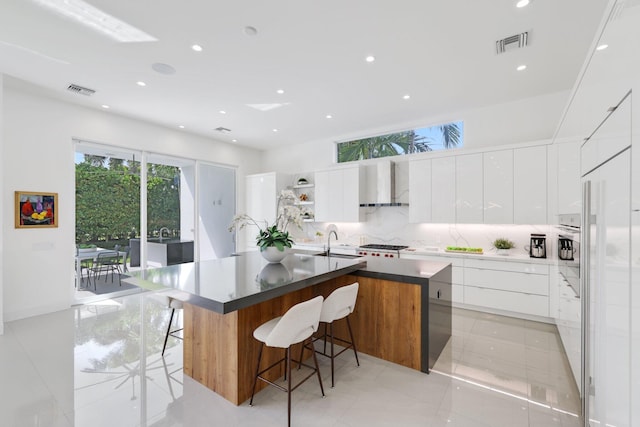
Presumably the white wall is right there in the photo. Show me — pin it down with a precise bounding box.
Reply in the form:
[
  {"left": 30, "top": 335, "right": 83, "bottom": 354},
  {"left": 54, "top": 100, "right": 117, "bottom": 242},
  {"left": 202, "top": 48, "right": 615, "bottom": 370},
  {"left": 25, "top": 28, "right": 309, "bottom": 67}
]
[
  {"left": 262, "top": 90, "right": 570, "bottom": 172},
  {"left": 0, "top": 74, "right": 4, "bottom": 334},
  {"left": 1, "top": 78, "right": 262, "bottom": 321}
]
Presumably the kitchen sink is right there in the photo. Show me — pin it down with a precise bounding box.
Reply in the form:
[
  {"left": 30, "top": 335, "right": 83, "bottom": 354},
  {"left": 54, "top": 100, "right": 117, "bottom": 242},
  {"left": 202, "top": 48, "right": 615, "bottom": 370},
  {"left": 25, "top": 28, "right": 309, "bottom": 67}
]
[{"left": 314, "top": 252, "right": 363, "bottom": 259}]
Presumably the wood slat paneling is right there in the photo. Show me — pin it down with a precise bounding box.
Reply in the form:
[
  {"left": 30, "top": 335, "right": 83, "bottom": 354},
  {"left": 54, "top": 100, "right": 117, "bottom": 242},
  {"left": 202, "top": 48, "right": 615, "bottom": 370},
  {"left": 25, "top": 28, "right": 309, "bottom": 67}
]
[{"left": 183, "top": 274, "right": 423, "bottom": 405}]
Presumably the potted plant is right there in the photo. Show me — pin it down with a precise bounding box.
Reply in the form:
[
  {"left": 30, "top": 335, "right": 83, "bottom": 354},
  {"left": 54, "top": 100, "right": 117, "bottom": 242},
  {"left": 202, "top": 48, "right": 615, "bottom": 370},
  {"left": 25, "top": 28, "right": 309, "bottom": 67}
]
[
  {"left": 229, "top": 190, "right": 309, "bottom": 263},
  {"left": 492, "top": 238, "right": 515, "bottom": 255}
]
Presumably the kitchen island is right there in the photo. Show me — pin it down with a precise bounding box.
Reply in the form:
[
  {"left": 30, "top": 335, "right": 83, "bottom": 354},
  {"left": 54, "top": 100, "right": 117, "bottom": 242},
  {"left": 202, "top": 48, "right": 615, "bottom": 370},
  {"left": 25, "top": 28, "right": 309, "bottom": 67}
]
[{"left": 125, "top": 251, "right": 451, "bottom": 405}]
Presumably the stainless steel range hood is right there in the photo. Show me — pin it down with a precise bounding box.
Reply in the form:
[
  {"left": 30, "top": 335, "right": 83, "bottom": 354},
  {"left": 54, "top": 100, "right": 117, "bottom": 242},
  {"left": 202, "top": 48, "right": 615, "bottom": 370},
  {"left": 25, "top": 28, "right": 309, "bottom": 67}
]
[{"left": 359, "top": 160, "right": 408, "bottom": 207}]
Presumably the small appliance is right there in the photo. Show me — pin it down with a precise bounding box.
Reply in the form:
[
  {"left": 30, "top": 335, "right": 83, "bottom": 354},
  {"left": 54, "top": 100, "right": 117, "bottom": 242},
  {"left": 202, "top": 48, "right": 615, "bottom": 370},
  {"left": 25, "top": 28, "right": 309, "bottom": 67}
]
[
  {"left": 529, "top": 234, "right": 546, "bottom": 258},
  {"left": 558, "top": 236, "right": 575, "bottom": 260}
]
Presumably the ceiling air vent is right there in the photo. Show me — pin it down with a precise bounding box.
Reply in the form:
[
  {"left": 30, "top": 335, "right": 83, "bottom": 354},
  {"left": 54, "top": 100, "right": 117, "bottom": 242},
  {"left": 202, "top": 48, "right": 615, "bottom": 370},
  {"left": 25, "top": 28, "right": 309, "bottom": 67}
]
[
  {"left": 495, "top": 32, "right": 529, "bottom": 54},
  {"left": 214, "top": 127, "right": 231, "bottom": 133},
  {"left": 67, "top": 83, "right": 96, "bottom": 96}
]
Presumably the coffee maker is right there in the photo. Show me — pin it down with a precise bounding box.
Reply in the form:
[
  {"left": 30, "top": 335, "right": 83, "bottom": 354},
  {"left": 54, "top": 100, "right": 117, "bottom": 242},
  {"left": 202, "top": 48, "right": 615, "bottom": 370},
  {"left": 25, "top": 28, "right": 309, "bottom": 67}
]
[
  {"left": 558, "top": 236, "right": 575, "bottom": 260},
  {"left": 529, "top": 234, "right": 547, "bottom": 259}
]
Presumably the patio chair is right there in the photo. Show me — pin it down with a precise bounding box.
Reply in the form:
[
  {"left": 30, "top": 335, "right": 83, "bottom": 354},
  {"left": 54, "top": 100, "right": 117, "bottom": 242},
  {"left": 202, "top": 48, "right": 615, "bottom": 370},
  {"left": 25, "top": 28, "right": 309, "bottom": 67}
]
[{"left": 88, "top": 251, "right": 122, "bottom": 290}]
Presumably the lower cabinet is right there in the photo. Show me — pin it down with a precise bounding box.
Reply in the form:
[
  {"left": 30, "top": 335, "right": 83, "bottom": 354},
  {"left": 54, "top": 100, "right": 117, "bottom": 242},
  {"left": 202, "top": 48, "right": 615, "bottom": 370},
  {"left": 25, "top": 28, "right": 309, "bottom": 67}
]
[
  {"left": 463, "top": 259, "right": 549, "bottom": 317},
  {"left": 463, "top": 287, "right": 549, "bottom": 317},
  {"left": 400, "top": 253, "right": 551, "bottom": 320}
]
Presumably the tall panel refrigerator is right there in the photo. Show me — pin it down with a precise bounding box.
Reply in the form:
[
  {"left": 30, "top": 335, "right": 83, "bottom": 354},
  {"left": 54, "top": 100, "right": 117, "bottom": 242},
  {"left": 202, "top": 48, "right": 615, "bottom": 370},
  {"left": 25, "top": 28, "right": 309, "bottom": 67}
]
[{"left": 581, "top": 91, "right": 632, "bottom": 427}]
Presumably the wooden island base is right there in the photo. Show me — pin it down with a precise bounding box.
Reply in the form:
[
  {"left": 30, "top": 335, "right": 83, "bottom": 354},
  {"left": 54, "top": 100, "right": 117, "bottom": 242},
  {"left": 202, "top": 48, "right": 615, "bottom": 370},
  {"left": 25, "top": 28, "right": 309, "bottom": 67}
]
[{"left": 183, "top": 272, "right": 450, "bottom": 405}]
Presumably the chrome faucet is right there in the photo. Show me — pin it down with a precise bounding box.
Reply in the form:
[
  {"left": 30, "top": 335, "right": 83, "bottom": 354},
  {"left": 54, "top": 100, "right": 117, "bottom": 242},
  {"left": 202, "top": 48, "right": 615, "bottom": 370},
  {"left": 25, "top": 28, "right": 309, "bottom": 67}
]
[
  {"left": 327, "top": 230, "right": 338, "bottom": 256},
  {"left": 158, "top": 227, "right": 170, "bottom": 242}
]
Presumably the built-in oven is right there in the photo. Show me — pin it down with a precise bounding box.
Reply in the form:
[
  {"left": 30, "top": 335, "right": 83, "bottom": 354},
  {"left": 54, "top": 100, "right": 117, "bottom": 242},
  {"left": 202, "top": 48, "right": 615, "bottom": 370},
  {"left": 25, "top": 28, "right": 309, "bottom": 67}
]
[{"left": 558, "top": 214, "right": 580, "bottom": 297}]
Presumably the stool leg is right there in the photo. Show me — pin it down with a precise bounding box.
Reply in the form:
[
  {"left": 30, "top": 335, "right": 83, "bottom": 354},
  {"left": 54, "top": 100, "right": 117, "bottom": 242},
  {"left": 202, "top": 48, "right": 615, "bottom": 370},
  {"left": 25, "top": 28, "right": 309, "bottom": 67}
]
[
  {"left": 249, "top": 343, "right": 264, "bottom": 406},
  {"left": 309, "top": 337, "right": 325, "bottom": 397},
  {"left": 162, "top": 308, "right": 175, "bottom": 356},
  {"left": 346, "top": 316, "right": 360, "bottom": 366},
  {"left": 330, "top": 322, "right": 335, "bottom": 388},
  {"left": 287, "top": 346, "right": 292, "bottom": 427}
]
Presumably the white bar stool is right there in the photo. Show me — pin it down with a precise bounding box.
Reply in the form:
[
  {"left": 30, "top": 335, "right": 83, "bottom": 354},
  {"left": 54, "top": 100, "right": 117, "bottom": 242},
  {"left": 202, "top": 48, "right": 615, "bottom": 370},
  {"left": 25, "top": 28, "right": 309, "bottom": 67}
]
[
  {"left": 249, "top": 295, "right": 325, "bottom": 427},
  {"left": 150, "top": 294, "right": 184, "bottom": 357},
  {"left": 308, "top": 282, "right": 360, "bottom": 388}
]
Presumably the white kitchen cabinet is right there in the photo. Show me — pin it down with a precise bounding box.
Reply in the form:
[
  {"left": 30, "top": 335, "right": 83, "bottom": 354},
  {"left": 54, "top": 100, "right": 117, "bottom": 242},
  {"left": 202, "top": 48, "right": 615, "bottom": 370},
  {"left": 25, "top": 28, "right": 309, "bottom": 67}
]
[
  {"left": 408, "top": 158, "right": 432, "bottom": 223},
  {"left": 456, "top": 153, "right": 483, "bottom": 223},
  {"left": 431, "top": 157, "right": 456, "bottom": 223},
  {"left": 557, "top": 141, "right": 581, "bottom": 215},
  {"left": 244, "top": 172, "right": 288, "bottom": 250},
  {"left": 464, "top": 287, "right": 549, "bottom": 317},
  {"left": 483, "top": 149, "right": 514, "bottom": 224},
  {"left": 314, "top": 166, "right": 363, "bottom": 222},
  {"left": 314, "top": 170, "right": 330, "bottom": 221},
  {"left": 463, "top": 258, "right": 549, "bottom": 317},
  {"left": 514, "top": 145, "right": 547, "bottom": 224}
]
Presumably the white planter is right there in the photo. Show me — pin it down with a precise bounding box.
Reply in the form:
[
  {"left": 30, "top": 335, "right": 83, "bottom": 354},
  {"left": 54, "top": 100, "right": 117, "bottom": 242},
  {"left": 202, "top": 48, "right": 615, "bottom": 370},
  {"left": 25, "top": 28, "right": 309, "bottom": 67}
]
[
  {"left": 496, "top": 248, "right": 511, "bottom": 256},
  {"left": 260, "top": 246, "right": 290, "bottom": 263}
]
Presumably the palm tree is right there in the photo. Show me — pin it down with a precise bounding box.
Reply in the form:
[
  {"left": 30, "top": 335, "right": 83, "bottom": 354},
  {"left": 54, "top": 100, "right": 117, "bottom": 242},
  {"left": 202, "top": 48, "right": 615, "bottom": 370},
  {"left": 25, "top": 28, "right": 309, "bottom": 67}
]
[
  {"left": 337, "top": 123, "right": 462, "bottom": 162},
  {"left": 438, "top": 123, "right": 462, "bottom": 148}
]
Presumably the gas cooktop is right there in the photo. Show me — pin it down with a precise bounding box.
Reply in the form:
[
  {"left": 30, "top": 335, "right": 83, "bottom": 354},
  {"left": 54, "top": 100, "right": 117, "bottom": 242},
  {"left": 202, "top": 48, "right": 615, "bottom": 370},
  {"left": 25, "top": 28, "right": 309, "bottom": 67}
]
[{"left": 358, "top": 244, "right": 409, "bottom": 251}]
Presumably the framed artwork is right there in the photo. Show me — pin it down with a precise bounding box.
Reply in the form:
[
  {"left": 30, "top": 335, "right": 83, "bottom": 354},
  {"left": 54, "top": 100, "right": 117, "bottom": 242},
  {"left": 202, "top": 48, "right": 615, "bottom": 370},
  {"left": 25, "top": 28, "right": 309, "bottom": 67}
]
[{"left": 15, "top": 191, "right": 58, "bottom": 228}]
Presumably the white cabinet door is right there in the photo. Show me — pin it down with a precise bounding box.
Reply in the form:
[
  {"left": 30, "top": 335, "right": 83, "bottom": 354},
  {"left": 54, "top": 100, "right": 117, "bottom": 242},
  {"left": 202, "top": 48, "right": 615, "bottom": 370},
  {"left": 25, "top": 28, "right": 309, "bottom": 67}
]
[
  {"left": 314, "top": 170, "right": 330, "bottom": 222},
  {"left": 483, "top": 149, "right": 514, "bottom": 224},
  {"left": 409, "top": 159, "right": 432, "bottom": 223},
  {"left": 557, "top": 141, "right": 581, "bottom": 214},
  {"left": 431, "top": 157, "right": 456, "bottom": 223},
  {"left": 514, "top": 145, "right": 547, "bottom": 224},
  {"left": 342, "top": 166, "right": 362, "bottom": 222},
  {"left": 314, "top": 166, "right": 362, "bottom": 222},
  {"left": 456, "top": 153, "right": 483, "bottom": 223}
]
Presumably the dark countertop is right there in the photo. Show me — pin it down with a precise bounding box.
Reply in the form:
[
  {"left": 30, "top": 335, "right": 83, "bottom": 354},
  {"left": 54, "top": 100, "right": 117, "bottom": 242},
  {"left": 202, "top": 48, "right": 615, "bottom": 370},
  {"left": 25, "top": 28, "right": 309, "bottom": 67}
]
[
  {"left": 124, "top": 251, "right": 366, "bottom": 314},
  {"left": 354, "top": 258, "right": 451, "bottom": 284}
]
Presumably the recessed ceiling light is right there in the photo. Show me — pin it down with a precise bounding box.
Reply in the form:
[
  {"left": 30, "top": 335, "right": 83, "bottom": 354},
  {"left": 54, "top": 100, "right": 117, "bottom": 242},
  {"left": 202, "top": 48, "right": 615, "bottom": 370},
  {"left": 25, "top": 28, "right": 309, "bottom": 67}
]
[
  {"left": 403, "top": 94, "right": 411, "bottom": 100},
  {"left": 365, "top": 55, "right": 376, "bottom": 63},
  {"left": 272, "top": 128, "right": 278, "bottom": 132},
  {"left": 178, "top": 125, "right": 185, "bottom": 129},
  {"left": 219, "top": 110, "right": 227, "bottom": 114},
  {"left": 516, "top": 0, "right": 530, "bottom": 8},
  {"left": 101, "top": 104, "right": 110, "bottom": 109},
  {"left": 326, "top": 114, "right": 333, "bottom": 119},
  {"left": 516, "top": 64, "right": 527, "bottom": 71},
  {"left": 244, "top": 26, "right": 258, "bottom": 36},
  {"left": 137, "top": 81, "right": 146, "bottom": 87},
  {"left": 191, "top": 44, "right": 203, "bottom": 52},
  {"left": 276, "top": 89, "right": 285, "bottom": 94},
  {"left": 32, "top": 0, "right": 157, "bottom": 43},
  {"left": 232, "top": 139, "right": 237, "bottom": 143},
  {"left": 596, "top": 44, "right": 608, "bottom": 51}
]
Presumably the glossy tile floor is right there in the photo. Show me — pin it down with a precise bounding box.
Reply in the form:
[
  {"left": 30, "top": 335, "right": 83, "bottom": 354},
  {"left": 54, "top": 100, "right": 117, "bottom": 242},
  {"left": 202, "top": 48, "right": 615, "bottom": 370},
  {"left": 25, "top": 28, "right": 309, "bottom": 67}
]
[{"left": 0, "top": 292, "right": 581, "bottom": 426}]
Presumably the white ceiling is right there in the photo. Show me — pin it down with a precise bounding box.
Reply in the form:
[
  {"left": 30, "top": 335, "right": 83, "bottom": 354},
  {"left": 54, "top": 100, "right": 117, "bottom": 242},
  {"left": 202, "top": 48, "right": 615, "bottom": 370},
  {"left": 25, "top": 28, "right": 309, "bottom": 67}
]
[{"left": 0, "top": 0, "right": 608, "bottom": 150}]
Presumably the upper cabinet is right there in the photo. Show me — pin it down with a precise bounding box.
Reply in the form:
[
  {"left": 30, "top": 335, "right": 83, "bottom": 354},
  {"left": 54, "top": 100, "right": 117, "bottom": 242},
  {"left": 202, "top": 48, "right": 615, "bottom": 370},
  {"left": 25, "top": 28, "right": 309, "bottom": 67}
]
[
  {"left": 409, "top": 145, "right": 548, "bottom": 225},
  {"left": 456, "top": 153, "right": 483, "bottom": 223},
  {"left": 431, "top": 157, "right": 456, "bottom": 223},
  {"left": 513, "top": 145, "right": 547, "bottom": 224},
  {"left": 408, "top": 158, "right": 432, "bottom": 223},
  {"left": 556, "top": 141, "right": 581, "bottom": 215},
  {"left": 314, "top": 165, "right": 364, "bottom": 222},
  {"left": 483, "top": 149, "right": 513, "bottom": 224}
]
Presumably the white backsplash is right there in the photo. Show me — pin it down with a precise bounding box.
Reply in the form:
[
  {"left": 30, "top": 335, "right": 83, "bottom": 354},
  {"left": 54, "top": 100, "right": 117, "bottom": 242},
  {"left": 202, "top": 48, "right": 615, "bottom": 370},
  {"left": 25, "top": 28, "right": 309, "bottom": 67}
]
[{"left": 293, "top": 206, "right": 556, "bottom": 257}]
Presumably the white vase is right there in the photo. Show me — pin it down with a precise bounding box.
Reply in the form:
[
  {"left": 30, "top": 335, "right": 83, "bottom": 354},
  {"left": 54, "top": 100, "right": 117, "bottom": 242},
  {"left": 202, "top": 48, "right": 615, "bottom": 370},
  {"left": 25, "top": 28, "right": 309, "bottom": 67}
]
[
  {"left": 260, "top": 246, "right": 290, "bottom": 263},
  {"left": 496, "top": 248, "right": 510, "bottom": 256}
]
